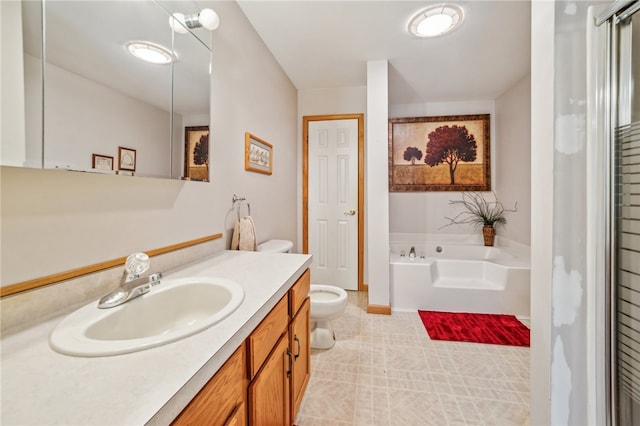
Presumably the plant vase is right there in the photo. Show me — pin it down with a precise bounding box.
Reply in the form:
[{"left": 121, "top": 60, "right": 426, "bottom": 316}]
[{"left": 482, "top": 225, "right": 496, "bottom": 246}]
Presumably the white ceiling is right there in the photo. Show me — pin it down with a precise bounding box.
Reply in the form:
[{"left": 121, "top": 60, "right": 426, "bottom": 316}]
[{"left": 236, "top": 0, "right": 531, "bottom": 104}]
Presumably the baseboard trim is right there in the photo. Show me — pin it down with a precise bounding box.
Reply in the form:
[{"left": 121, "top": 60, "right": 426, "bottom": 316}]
[{"left": 367, "top": 304, "right": 392, "bottom": 315}]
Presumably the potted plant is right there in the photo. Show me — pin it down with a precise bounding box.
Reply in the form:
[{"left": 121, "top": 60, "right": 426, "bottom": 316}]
[{"left": 442, "top": 192, "right": 517, "bottom": 246}]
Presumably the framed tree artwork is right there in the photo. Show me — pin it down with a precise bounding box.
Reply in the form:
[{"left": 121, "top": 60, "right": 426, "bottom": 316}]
[
  {"left": 388, "top": 114, "right": 491, "bottom": 192},
  {"left": 184, "top": 126, "right": 209, "bottom": 182}
]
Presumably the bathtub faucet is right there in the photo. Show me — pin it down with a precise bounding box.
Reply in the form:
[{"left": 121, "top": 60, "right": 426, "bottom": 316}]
[{"left": 409, "top": 246, "right": 416, "bottom": 258}]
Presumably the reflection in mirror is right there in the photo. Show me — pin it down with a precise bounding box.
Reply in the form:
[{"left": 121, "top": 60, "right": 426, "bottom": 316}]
[
  {"left": 5, "top": 0, "right": 212, "bottom": 180},
  {"left": 170, "top": 11, "right": 212, "bottom": 181},
  {"left": 1, "top": 0, "right": 42, "bottom": 168}
]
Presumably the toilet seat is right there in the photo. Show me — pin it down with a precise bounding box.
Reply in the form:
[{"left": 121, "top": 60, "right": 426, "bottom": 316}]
[{"left": 309, "top": 284, "right": 348, "bottom": 320}]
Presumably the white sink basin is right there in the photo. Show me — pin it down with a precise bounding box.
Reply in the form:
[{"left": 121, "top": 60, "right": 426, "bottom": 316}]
[{"left": 50, "top": 276, "right": 244, "bottom": 357}]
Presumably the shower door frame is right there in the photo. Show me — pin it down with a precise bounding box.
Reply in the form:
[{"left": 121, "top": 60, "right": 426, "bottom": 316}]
[
  {"left": 588, "top": 7, "right": 614, "bottom": 423},
  {"left": 592, "top": 2, "right": 640, "bottom": 425}
]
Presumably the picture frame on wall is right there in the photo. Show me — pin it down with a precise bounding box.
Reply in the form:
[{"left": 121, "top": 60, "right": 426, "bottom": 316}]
[
  {"left": 184, "top": 126, "right": 210, "bottom": 182},
  {"left": 92, "top": 154, "right": 113, "bottom": 170},
  {"left": 388, "top": 114, "right": 491, "bottom": 192},
  {"left": 244, "top": 132, "right": 273, "bottom": 175},
  {"left": 118, "top": 147, "right": 136, "bottom": 172}
]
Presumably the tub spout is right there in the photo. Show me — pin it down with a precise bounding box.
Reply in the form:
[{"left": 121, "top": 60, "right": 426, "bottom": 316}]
[{"left": 409, "top": 246, "right": 416, "bottom": 258}]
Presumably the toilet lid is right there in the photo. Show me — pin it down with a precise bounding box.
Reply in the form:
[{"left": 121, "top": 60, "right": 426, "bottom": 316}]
[{"left": 258, "top": 239, "right": 293, "bottom": 253}]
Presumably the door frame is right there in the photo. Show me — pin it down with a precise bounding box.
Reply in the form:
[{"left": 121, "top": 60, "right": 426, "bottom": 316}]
[{"left": 302, "top": 113, "right": 365, "bottom": 292}]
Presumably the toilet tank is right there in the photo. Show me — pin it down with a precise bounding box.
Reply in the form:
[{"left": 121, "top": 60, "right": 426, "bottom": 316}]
[{"left": 257, "top": 239, "right": 293, "bottom": 253}]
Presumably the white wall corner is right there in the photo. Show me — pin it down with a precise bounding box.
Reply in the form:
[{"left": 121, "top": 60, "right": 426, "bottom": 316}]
[
  {"left": 366, "top": 60, "right": 390, "bottom": 307},
  {"left": 530, "top": 1, "right": 554, "bottom": 424}
]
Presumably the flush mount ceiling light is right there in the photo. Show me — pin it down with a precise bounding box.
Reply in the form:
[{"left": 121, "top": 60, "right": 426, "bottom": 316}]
[
  {"left": 169, "top": 8, "right": 220, "bottom": 34},
  {"left": 408, "top": 4, "right": 463, "bottom": 38},
  {"left": 125, "top": 41, "right": 177, "bottom": 65}
]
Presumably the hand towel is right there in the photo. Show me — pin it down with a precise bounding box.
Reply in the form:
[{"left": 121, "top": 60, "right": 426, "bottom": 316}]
[
  {"left": 238, "top": 216, "right": 257, "bottom": 251},
  {"left": 231, "top": 219, "right": 240, "bottom": 250}
]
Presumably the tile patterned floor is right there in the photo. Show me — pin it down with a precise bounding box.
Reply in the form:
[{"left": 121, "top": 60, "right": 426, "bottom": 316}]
[{"left": 296, "top": 292, "right": 530, "bottom": 426}]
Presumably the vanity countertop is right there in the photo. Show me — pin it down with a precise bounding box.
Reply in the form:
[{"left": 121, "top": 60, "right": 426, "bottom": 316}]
[{"left": 1, "top": 250, "right": 312, "bottom": 425}]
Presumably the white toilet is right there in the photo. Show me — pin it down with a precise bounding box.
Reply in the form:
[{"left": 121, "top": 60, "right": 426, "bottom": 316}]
[
  {"left": 257, "top": 239, "right": 348, "bottom": 349},
  {"left": 308, "top": 284, "right": 347, "bottom": 349}
]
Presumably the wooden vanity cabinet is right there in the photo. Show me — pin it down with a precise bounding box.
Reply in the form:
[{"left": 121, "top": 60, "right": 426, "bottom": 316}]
[
  {"left": 174, "top": 269, "right": 311, "bottom": 426},
  {"left": 172, "top": 342, "right": 246, "bottom": 426},
  {"left": 248, "top": 268, "right": 311, "bottom": 425}
]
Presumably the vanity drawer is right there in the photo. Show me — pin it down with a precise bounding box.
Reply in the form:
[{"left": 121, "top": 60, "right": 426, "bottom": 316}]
[
  {"left": 247, "top": 295, "right": 288, "bottom": 379},
  {"left": 289, "top": 269, "right": 310, "bottom": 317}
]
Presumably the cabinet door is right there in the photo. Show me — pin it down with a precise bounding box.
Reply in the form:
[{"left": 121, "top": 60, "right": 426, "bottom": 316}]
[
  {"left": 290, "top": 297, "right": 310, "bottom": 422},
  {"left": 248, "top": 333, "right": 291, "bottom": 426}
]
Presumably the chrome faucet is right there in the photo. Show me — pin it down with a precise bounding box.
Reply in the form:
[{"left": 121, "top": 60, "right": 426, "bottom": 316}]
[
  {"left": 409, "top": 246, "right": 416, "bottom": 259},
  {"left": 98, "top": 253, "right": 162, "bottom": 309}
]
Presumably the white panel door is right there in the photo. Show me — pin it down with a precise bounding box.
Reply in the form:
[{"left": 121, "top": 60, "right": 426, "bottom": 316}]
[{"left": 308, "top": 119, "right": 358, "bottom": 290}]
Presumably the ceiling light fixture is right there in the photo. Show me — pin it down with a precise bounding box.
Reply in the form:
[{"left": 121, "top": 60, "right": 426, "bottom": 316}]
[
  {"left": 169, "top": 8, "right": 220, "bottom": 34},
  {"left": 125, "top": 41, "right": 176, "bottom": 65},
  {"left": 408, "top": 4, "right": 463, "bottom": 38}
]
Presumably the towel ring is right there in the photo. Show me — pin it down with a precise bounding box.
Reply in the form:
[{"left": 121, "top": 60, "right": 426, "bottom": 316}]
[{"left": 236, "top": 202, "right": 251, "bottom": 220}]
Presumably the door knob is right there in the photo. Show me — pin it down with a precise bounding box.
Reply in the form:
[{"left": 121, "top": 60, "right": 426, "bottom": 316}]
[{"left": 344, "top": 209, "right": 357, "bottom": 216}]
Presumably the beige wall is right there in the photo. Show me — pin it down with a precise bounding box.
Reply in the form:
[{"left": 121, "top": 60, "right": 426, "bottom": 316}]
[
  {"left": 0, "top": 0, "right": 298, "bottom": 286},
  {"left": 388, "top": 99, "right": 497, "bottom": 235},
  {"left": 495, "top": 74, "right": 532, "bottom": 245},
  {"left": 387, "top": 83, "right": 531, "bottom": 245}
]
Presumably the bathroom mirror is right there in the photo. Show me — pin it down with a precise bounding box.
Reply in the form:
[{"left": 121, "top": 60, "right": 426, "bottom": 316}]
[{"left": 5, "top": 0, "right": 211, "bottom": 180}]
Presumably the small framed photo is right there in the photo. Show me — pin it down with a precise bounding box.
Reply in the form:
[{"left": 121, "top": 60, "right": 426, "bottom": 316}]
[
  {"left": 92, "top": 154, "right": 113, "bottom": 170},
  {"left": 245, "top": 132, "right": 272, "bottom": 175},
  {"left": 118, "top": 147, "right": 136, "bottom": 171}
]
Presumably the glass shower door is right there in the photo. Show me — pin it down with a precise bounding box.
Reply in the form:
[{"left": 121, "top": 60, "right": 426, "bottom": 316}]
[{"left": 615, "top": 5, "right": 640, "bottom": 425}]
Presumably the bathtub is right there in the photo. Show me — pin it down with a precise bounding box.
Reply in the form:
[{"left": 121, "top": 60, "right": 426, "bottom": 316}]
[{"left": 389, "top": 235, "right": 530, "bottom": 317}]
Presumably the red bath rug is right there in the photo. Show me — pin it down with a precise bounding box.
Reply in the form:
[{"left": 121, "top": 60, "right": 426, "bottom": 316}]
[{"left": 418, "top": 310, "right": 530, "bottom": 347}]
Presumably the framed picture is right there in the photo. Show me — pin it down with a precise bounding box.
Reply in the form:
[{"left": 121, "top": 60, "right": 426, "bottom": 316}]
[
  {"left": 118, "top": 147, "right": 136, "bottom": 172},
  {"left": 245, "top": 132, "right": 273, "bottom": 175},
  {"left": 92, "top": 154, "right": 113, "bottom": 170},
  {"left": 388, "top": 114, "right": 491, "bottom": 192},
  {"left": 184, "top": 126, "right": 210, "bottom": 182}
]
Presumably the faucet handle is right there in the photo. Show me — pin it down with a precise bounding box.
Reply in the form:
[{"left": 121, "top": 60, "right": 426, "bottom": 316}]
[
  {"left": 124, "top": 253, "right": 150, "bottom": 278},
  {"left": 149, "top": 272, "right": 163, "bottom": 286}
]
